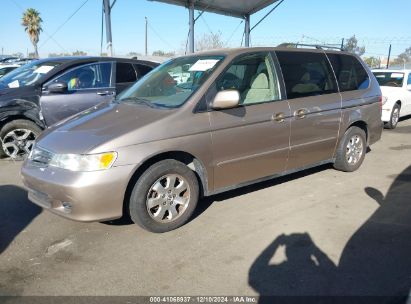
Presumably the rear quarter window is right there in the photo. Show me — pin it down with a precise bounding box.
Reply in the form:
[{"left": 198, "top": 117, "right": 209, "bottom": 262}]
[
  {"left": 116, "top": 62, "right": 137, "bottom": 84},
  {"left": 327, "top": 54, "right": 370, "bottom": 92},
  {"left": 135, "top": 64, "right": 153, "bottom": 77}
]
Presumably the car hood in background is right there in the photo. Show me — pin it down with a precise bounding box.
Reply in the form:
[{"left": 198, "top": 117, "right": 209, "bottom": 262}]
[{"left": 36, "top": 102, "right": 177, "bottom": 154}]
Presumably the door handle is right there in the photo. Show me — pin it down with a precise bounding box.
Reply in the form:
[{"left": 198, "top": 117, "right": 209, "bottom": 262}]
[
  {"left": 294, "top": 108, "right": 308, "bottom": 119},
  {"left": 272, "top": 112, "right": 285, "bottom": 123},
  {"left": 97, "top": 91, "right": 114, "bottom": 96}
]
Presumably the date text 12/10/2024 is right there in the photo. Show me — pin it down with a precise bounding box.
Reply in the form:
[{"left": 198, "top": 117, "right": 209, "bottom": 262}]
[{"left": 149, "top": 297, "right": 257, "bottom": 303}]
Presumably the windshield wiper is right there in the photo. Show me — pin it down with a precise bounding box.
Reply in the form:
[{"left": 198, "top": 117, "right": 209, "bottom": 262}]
[{"left": 117, "top": 97, "right": 153, "bottom": 107}]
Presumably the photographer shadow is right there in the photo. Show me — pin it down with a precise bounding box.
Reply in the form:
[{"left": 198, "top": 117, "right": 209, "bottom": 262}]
[
  {"left": 0, "top": 185, "right": 41, "bottom": 254},
  {"left": 249, "top": 165, "right": 411, "bottom": 302},
  {"left": 249, "top": 233, "right": 337, "bottom": 301}
]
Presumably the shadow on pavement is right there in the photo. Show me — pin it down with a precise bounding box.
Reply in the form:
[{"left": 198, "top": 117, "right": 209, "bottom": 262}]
[
  {"left": 249, "top": 165, "right": 411, "bottom": 302},
  {"left": 0, "top": 185, "right": 41, "bottom": 254},
  {"left": 191, "top": 164, "right": 333, "bottom": 222}
]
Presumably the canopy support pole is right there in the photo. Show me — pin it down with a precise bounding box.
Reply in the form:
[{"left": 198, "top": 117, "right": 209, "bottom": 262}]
[
  {"left": 189, "top": 1, "right": 195, "bottom": 53},
  {"left": 244, "top": 14, "right": 250, "bottom": 47},
  {"left": 103, "top": 0, "right": 113, "bottom": 56}
]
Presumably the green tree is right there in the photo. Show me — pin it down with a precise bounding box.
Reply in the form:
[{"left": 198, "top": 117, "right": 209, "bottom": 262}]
[
  {"left": 126, "top": 51, "right": 141, "bottom": 58},
  {"left": 363, "top": 57, "right": 380, "bottom": 68},
  {"left": 152, "top": 50, "right": 175, "bottom": 57},
  {"left": 22, "top": 8, "right": 42, "bottom": 58},
  {"left": 344, "top": 35, "right": 365, "bottom": 56},
  {"left": 72, "top": 50, "right": 87, "bottom": 56},
  {"left": 394, "top": 47, "right": 411, "bottom": 64}
]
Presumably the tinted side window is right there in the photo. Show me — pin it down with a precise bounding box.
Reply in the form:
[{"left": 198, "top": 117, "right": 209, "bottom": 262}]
[
  {"left": 51, "top": 62, "right": 111, "bottom": 91},
  {"left": 327, "top": 54, "right": 370, "bottom": 92},
  {"left": 276, "top": 51, "right": 337, "bottom": 99},
  {"left": 116, "top": 62, "right": 137, "bottom": 83},
  {"left": 408, "top": 73, "right": 411, "bottom": 85},
  {"left": 216, "top": 53, "right": 281, "bottom": 105},
  {"left": 135, "top": 64, "right": 153, "bottom": 77}
]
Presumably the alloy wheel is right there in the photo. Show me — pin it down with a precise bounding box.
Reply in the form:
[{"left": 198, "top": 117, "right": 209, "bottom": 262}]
[
  {"left": 2, "top": 129, "right": 36, "bottom": 159},
  {"left": 146, "top": 174, "right": 191, "bottom": 223},
  {"left": 346, "top": 135, "right": 364, "bottom": 165}
]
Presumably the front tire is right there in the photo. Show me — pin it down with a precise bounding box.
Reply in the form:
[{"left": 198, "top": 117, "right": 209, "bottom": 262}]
[
  {"left": 385, "top": 104, "right": 400, "bottom": 129},
  {"left": 334, "top": 126, "right": 367, "bottom": 172},
  {"left": 129, "top": 159, "right": 199, "bottom": 233},
  {"left": 0, "top": 120, "right": 42, "bottom": 159}
]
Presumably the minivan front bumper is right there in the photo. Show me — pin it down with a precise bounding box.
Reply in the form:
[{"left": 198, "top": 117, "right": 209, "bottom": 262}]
[{"left": 21, "top": 162, "right": 135, "bottom": 222}]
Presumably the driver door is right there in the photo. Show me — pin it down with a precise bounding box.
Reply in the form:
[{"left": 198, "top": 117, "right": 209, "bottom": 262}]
[
  {"left": 209, "top": 52, "right": 291, "bottom": 190},
  {"left": 40, "top": 62, "right": 115, "bottom": 126}
]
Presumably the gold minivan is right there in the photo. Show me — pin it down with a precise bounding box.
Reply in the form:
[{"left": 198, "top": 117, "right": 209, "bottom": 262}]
[{"left": 21, "top": 47, "right": 383, "bottom": 232}]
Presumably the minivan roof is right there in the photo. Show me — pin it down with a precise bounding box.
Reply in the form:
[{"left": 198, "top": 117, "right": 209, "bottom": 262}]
[{"left": 182, "top": 47, "right": 355, "bottom": 58}]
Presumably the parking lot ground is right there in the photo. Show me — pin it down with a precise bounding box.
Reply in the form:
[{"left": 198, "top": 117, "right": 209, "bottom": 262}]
[{"left": 0, "top": 118, "right": 411, "bottom": 298}]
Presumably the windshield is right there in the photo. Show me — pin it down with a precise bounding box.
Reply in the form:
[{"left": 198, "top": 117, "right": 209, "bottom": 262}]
[
  {"left": 0, "top": 60, "right": 63, "bottom": 89},
  {"left": 117, "top": 55, "right": 225, "bottom": 108},
  {"left": 373, "top": 72, "right": 404, "bottom": 87}
]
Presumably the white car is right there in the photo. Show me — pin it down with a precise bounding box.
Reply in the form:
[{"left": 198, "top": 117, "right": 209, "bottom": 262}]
[
  {"left": 372, "top": 69, "right": 411, "bottom": 129},
  {"left": 0, "top": 65, "right": 19, "bottom": 78}
]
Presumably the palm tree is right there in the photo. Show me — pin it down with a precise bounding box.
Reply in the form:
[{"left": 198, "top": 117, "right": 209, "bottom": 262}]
[{"left": 22, "top": 8, "right": 43, "bottom": 58}]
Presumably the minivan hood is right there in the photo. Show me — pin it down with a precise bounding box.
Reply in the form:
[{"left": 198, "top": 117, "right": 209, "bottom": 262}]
[{"left": 36, "top": 102, "right": 176, "bottom": 154}]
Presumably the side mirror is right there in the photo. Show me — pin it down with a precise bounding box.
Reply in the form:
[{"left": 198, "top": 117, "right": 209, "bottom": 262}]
[
  {"left": 211, "top": 90, "right": 240, "bottom": 110},
  {"left": 47, "top": 81, "right": 68, "bottom": 94},
  {"left": 407, "top": 84, "right": 411, "bottom": 91}
]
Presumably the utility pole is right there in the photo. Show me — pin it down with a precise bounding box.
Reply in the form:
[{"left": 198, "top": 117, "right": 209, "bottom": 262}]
[
  {"left": 103, "top": 0, "right": 113, "bottom": 56},
  {"left": 386, "top": 44, "right": 392, "bottom": 69},
  {"left": 145, "top": 17, "right": 148, "bottom": 56},
  {"left": 341, "top": 38, "right": 345, "bottom": 50}
]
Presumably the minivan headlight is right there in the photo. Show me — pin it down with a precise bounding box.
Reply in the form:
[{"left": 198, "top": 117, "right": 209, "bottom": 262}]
[{"left": 49, "top": 152, "right": 117, "bottom": 172}]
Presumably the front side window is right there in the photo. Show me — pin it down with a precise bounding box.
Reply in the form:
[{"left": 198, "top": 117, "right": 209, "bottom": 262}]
[
  {"left": 408, "top": 73, "right": 411, "bottom": 86},
  {"left": 117, "top": 55, "right": 224, "bottom": 108},
  {"left": 327, "top": 54, "right": 370, "bottom": 92},
  {"left": 216, "top": 53, "right": 281, "bottom": 105},
  {"left": 0, "top": 60, "right": 62, "bottom": 89},
  {"left": 373, "top": 72, "right": 404, "bottom": 88},
  {"left": 50, "top": 62, "right": 112, "bottom": 91},
  {"left": 276, "top": 51, "right": 337, "bottom": 99}
]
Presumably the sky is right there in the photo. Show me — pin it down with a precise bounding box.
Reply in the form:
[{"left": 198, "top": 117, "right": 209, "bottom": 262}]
[{"left": 1, "top": 0, "right": 411, "bottom": 58}]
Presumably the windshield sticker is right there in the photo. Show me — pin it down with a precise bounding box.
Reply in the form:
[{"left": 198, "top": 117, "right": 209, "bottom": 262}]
[
  {"left": 391, "top": 73, "right": 404, "bottom": 78},
  {"left": 8, "top": 80, "right": 19, "bottom": 88},
  {"left": 34, "top": 65, "right": 55, "bottom": 74},
  {"left": 189, "top": 59, "right": 220, "bottom": 72}
]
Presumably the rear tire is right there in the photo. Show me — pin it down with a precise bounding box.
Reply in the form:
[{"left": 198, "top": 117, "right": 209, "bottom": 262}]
[
  {"left": 334, "top": 126, "right": 367, "bottom": 172},
  {"left": 129, "top": 159, "right": 199, "bottom": 233},
  {"left": 385, "top": 104, "right": 400, "bottom": 129},
  {"left": 0, "top": 120, "right": 42, "bottom": 159}
]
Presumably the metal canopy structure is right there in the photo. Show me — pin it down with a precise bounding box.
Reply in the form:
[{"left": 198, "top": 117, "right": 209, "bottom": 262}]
[{"left": 149, "top": 0, "right": 282, "bottom": 53}]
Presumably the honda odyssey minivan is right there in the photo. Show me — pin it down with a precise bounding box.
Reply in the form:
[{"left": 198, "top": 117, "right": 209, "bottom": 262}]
[{"left": 21, "top": 47, "right": 383, "bottom": 233}]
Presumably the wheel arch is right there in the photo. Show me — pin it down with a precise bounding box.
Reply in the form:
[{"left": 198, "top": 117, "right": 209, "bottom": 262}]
[
  {"left": 0, "top": 112, "right": 44, "bottom": 131},
  {"left": 348, "top": 120, "right": 369, "bottom": 142},
  {"left": 122, "top": 150, "right": 209, "bottom": 218}
]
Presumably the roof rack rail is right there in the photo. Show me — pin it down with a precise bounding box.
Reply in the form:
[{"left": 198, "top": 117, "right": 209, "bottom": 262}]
[{"left": 277, "top": 43, "right": 346, "bottom": 51}]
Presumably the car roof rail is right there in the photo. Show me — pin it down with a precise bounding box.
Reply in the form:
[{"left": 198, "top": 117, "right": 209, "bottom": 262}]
[{"left": 277, "top": 43, "right": 346, "bottom": 51}]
